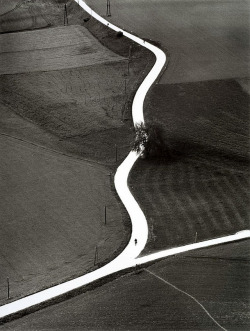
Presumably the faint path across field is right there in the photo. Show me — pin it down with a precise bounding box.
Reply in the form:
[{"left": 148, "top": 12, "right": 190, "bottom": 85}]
[
  {"left": 145, "top": 268, "right": 226, "bottom": 330},
  {"left": 0, "top": 0, "right": 22, "bottom": 16}
]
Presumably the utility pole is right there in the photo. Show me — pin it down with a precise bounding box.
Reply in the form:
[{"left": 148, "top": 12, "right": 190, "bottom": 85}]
[
  {"left": 129, "top": 45, "right": 132, "bottom": 60},
  {"left": 115, "top": 144, "right": 118, "bottom": 162},
  {"left": 64, "top": 4, "right": 68, "bottom": 26},
  {"left": 106, "top": 0, "right": 111, "bottom": 17},
  {"left": 94, "top": 246, "right": 98, "bottom": 265},
  {"left": 104, "top": 206, "right": 107, "bottom": 225},
  {"left": 7, "top": 278, "right": 10, "bottom": 299}
]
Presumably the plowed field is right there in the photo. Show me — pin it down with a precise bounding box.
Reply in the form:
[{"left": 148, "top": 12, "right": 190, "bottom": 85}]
[{"left": 130, "top": 79, "right": 249, "bottom": 254}]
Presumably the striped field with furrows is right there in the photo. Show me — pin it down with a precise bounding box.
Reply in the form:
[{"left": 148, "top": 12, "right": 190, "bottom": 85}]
[
  {"left": 130, "top": 158, "right": 249, "bottom": 254},
  {"left": 0, "top": 25, "right": 124, "bottom": 75},
  {"left": 128, "top": 77, "right": 250, "bottom": 254}
]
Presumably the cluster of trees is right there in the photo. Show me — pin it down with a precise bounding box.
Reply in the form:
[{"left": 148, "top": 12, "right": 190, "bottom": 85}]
[{"left": 132, "top": 121, "right": 172, "bottom": 159}]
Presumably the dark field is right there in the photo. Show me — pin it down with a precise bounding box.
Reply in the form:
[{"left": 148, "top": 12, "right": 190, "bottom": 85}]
[
  {"left": 2, "top": 240, "right": 249, "bottom": 330},
  {"left": 130, "top": 79, "right": 249, "bottom": 253}
]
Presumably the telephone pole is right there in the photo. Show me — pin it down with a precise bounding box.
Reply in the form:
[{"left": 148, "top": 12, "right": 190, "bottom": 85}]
[
  {"left": 7, "top": 278, "right": 10, "bottom": 299},
  {"left": 94, "top": 246, "right": 98, "bottom": 265},
  {"left": 64, "top": 4, "right": 68, "bottom": 26},
  {"left": 115, "top": 144, "right": 118, "bottom": 162},
  {"left": 104, "top": 206, "right": 107, "bottom": 225},
  {"left": 106, "top": 0, "right": 111, "bottom": 17}
]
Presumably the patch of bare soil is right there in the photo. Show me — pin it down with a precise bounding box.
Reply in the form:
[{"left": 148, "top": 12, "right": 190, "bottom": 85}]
[{"left": 129, "top": 79, "right": 250, "bottom": 254}]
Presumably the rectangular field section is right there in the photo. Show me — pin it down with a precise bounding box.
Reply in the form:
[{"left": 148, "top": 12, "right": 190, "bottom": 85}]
[{"left": 0, "top": 25, "right": 124, "bottom": 74}]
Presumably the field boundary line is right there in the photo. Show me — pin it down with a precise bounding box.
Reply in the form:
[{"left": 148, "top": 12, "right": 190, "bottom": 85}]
[
  {"left": 0, "top": 0, "right": 25, "bottom": 18},
  {"left": 0, "top": 133, "right": 109, "bottom": 170},
  {"left": 145, "top": 269, "right": 227, "bottom": 331}
]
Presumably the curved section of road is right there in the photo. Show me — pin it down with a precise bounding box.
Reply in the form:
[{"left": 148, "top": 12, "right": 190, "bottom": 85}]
[
  {"left": 0, "top": 0, "right": 249, "bottom": 321},
  {"left": 0, "top": 0, "right": 164, "bottom": 319}
]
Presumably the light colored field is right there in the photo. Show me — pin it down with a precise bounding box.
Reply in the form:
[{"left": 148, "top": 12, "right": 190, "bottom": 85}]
[
  {"left": 0, "top": 25, "right": 124, "bottom": 74},
  {"left": 0, "top": 135, "right": 125, "bottom": 305},
  {"left": 88, "top": 0, "right": 250, "bottom": 83}
]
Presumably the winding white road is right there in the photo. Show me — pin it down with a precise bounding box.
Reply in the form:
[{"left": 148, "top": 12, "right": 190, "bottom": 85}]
[{"left": 0, "top": 0, "right": 249, "bottom": 321}]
